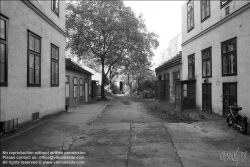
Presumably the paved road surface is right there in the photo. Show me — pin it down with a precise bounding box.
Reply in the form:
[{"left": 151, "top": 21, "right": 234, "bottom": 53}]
[{"left": 1, "top": 95, "right": 250, "bottom": 167}]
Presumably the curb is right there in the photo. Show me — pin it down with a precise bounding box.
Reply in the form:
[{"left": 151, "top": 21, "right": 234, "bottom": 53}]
[{"left": 86, "top": 97, "right": 113, "bottom": 126}]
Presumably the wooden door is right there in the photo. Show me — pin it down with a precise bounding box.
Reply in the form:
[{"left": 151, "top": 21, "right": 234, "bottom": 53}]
[
  {"left": 223, "top": 83, "right": 237, "bottom": 116},
  {"left": 202, "top": 83, "right": 211, "bottom": 113},
  {"left": 85, "top": 82, "right": 88, "bottom": 103},
  {"left": 175, "top": 83, "right": 181, "bottom": 110},
  {"left": 182, "top": 82, "right": 196, "bottom": 110},
  {"left": 165, "top": 80, "right": 169, "bottom": 102}
]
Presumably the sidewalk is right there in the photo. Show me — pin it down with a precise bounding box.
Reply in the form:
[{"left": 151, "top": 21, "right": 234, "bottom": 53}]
[{"left": 1, "top": 100, "right": 109, "bottom": 156}]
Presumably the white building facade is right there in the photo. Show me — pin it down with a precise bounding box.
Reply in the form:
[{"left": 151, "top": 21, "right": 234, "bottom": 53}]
[
  {"left": 181, "top": 0, "right": 250, "bottom": 121},
  {"left": 0, "top": 0, "right": 66, "bottom": 133}
]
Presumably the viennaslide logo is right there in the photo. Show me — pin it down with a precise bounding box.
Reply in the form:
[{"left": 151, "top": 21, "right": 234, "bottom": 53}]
[{"left": 220, "top": 147, "right": 248, "bottom": 166}]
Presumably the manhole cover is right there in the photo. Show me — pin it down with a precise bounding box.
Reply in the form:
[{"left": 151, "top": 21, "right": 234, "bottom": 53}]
[{"left": 122, "top": 101, "right": 131, "bottom": 105}]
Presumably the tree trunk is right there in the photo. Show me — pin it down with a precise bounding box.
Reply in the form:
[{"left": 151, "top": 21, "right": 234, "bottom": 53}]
[
  {"left": 127, "top": 74, "right": 132, "bottom": 92},
  {"left": 109, "top": 67, "right": 112, "bottom": 91},
  {"left": 137, "top": 80, "right": 140, "bottom": 94},
  {"left": 101, "top": 58, "right": 106, "bottom": 99}
]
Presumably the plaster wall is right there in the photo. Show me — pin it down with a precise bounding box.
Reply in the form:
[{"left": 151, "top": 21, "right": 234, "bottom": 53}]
[
  {"left": 66, "top": 69, "right": 92, "bottom": 108},
  {"left": 30, "top": 0, "right": 66, "bottom": 31},
  {"left": 182, "top": 8, "right": 250, "bottom": 120},
  {"left": 0, "top": 1, "right": 66, "bottom": 124},
  {"left": 156, "top": 64, "right": 182, "bottom": 104},
  {"left": 182, "top": 0, "right": 249, "bottom": 43}
]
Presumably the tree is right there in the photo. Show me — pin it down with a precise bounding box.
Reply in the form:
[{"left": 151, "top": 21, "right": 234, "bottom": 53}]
[{"left": 66, "top": 0, "right": 158, "bottom": 99}]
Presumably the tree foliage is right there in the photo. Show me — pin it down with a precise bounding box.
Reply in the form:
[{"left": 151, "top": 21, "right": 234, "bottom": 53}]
[{"left": 66, "top": 0, "right": 158, "bottom": 98}]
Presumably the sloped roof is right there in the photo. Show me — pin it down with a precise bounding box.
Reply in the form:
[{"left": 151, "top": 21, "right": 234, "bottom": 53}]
[
  {"left": 155, "top": 52, "right": 182, "bottom": 72},
  {"left": 66, "top": 58, "right": 93, "bottom": 75}
]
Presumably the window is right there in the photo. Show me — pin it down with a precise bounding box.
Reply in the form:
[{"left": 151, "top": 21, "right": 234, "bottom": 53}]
[
  {"left": 172, "top": 71, "right": 180, "bottom": 96},
  {"left": 221, "top": 0, "right": 232, "bottom": 8},
  {"left": 52, "top": 0, "right": 59, "bottom": 15},
  {"left": 188, "top": 54, "right": 195, "bottom": 79},
  {"left": 164, "top": 74, "right": 169, "bottom": 81},
  {"left": 158, "top": 75, "right": 161, "bottom": 81},
  {"left": 173, "top": 71, "right": 180, "bottom": 81},
  {"left": 28, "top": 31, "right": 41, "bottom": 87},
  {"left": 202, "top": 47, "right": 212, "bottom": 78},
  {"left": 187, "top": 0, "right": 194, "bottom": 32},
  {"left": 0, "top": 15, "right": 8, "bottom": 86},
  {"left": 89, "top": 79, "right": 91, "bottom": 95},
  {"left": 221, "top": 37, "right": 237, "bottom": 76},
  {"left": 80, "top": 78, "right": 83, "bottom": 97},
  {"left": 73, "top": 77, "right": 77, "bottom": 98},
  {"left": 32, "top": 112, "right": 39, "bottom": 122},
  {"left": 66, "top": 76, "right": 69, "bottom": 98},
  {"left": 0, "top": 118, "right": 18, "bottom": 134},
  {"left": 201, "top": 0, "right": 210, "bottom": 22},
  {"left": 51, "top": 44, "right": 59, "bottom": 86}
]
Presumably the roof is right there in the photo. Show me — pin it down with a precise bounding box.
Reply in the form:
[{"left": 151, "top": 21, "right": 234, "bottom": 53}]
[
  {"left": 66, "top": 58, "right": 93, "bottom": 75},
  {"left": 155, "top": 52, "right": 182, "bottom": 72}
]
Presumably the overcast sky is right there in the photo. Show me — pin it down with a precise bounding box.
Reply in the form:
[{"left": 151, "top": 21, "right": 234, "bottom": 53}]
[{"left": 124, "top": 1, "right": 185, "bottom": 68}]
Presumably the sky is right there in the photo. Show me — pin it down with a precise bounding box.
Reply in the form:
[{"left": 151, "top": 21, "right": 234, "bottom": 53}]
[{"left": 123, "top": 1, "right": 185, "bottom": 68}]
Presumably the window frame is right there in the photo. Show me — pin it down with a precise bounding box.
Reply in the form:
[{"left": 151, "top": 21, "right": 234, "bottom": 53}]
[
  {"left": 173, "top": 71, "right": 180, "bottom": 81},
  {"left": 172, "top": 71, "right": 180, "bottom": 96},
  {"left": 79, "top": 78, "right": 83, "bottom": 97},
  {"left": 188, "top": 54, "right": 195, "bottom": 79},
  {"left": 73, "top": 77, "right": 78, "bottom": 99},
  {"left": 27, "top": 30, "right": 42, "bottom": 87},
  {"left": 221, "top": 37, "right": 237, "bottom": 77},
  {"left": 51, "top": 44, "right": 59, "bottom": 87},
  {"left": 200, "top": 0, "right": 210, "bottom": 23},
  {"left": 202, "top": 47, "right": 212, "bottom": 78},
  {"left": 187, "top": 0, "right": 194, "bottom": 32},
  {"left": 89, "top": 79, "right": 91, "bottom": 95},
  {"left": 221, "top": 0, "right": 233, "bottom": 9},
  {"left": 66, "top": 76, "right": 69, "bottom": 98},
  {"left": 164, "top": 73, "right": 169, "bottom": 81},
  {"left": 51, "top": 0, "right": 59, "bottom": 16},
  {"left": 0, "top": 14, "right": 8, "bottom": 87}
]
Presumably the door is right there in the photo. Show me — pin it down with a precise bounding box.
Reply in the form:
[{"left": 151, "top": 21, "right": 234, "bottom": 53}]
[
  {"left": 175, "top": 83, "right": 181, "bottom": 110},
  {"left": 182, "top": 81, "right": 196, "bottom": 110},
  {"left": 223, "top": 83, "right": 237, "bottom": 116},
  {"left": 202, "top": 83, "right": 211, "bottom": 113},
  {"left": 164, "top": 74, "right": 170, "bottom": 102},
  {"left": 65, "top": 76, "right": 69, "bottom": 110},
  {"left": 120, "top": 81, "right": 123, "bottom": 91},
  {"left": 85, "top": 82, "right": 88, "bottom": 103}
]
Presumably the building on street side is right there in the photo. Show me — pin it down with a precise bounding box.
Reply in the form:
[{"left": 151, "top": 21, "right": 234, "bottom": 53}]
[
  {"left": 155, "top": 52, "right": 182, "bottom": 110},
  {"left": 0, "top": 0, "right": 66, "bottom": 133},
  {"left": 66, "top": 58, "right": 93, "bottom": 109},
  {"left": 181, "top": 0, "right": 250, "bottom": 121}
]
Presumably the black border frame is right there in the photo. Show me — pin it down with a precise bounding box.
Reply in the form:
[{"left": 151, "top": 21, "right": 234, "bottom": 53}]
[
  {"left": 202, "top": 47, "right": 212, "bottom": 78},
  {"left": 51, "top": 43, "right": 59, "bottom": 87},
  {"left": 51, "top": 0, "right": 59, "bottom": 17},
  {"left": 188, "top": 54, "right": 195, "bottom": 79},
  {"left": 221, "top": 0, "right": 233, "bottom": 9},
  {"left": 0, "top": 14, "right": 9, "bottom": 87},
  {"left": 27, "top": 30, "right": 42, "bottom": 87},
  {"left": 73, "top": 77, "right": 77, "bottom": 99},
  {"left": 221, "top": 37, "right": 237, "bottom": 77},
  {"left": 187, "top": 0, "right": 195, "bottom": 33},
  {"left": 200, "top": 0, "right": 211, "bottom": 23}
]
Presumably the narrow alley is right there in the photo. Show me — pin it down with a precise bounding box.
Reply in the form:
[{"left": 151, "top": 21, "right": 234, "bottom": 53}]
[{"left": 1, "top": 95, "right": 250, "bottom": 167}]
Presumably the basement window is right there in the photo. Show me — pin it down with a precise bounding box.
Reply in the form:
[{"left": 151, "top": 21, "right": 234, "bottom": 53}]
[
  {"left": 32, "top": 112, "right": 40, "bottom": 122},
  {"left": 0, "top": 118, "right": 18, "bottom": 134}
]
